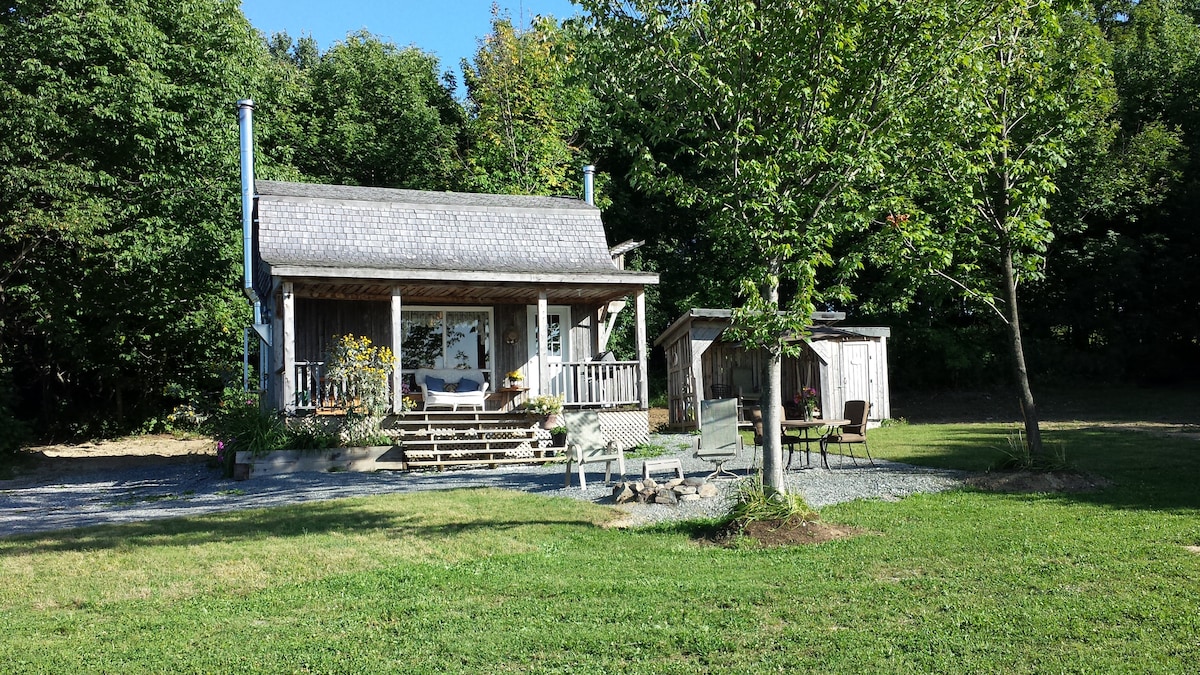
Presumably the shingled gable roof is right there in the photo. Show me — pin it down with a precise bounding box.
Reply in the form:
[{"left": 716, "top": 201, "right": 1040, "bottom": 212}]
[{"left": 255, "top": 180, "right": 650, "bottom": 282}]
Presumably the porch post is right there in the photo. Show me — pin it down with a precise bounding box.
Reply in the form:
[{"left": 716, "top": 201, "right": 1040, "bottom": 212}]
[
  {"left": 635, "top": 288, "right": 649, "bottom": 409},
  {"left": 391, "top": 285, "right": 403, "bottom": 412},
  {"left": 282, "top": 281, "right": 295, "bottom": 412},
  {"left": 537, "top": 291, "right": 549, "bottom": 396}
]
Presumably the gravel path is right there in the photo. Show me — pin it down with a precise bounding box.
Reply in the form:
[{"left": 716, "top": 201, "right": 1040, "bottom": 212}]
[{"left": 0, "top": 435, "right": 971, "bottom": 537}]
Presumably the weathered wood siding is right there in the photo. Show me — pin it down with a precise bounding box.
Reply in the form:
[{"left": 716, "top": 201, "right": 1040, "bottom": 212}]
[{"left": 295, "top": 298, "right": 391, "bottom": 362}]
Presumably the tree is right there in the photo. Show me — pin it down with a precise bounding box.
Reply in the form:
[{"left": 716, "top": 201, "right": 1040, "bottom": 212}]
[
  {"left": 579, "top": 0, "right": 989, "bottom": 491},
  {"left": 0, "top": 0, "right": 265, "bottom": 436},
  {"left": 463, "top": 11, "right": 593, "bottom": 196},
  {"left": 282, "top": 31, "right": 467, "bottom": 190},
  {"left": 889, "top": 1, "right": 1113, "bottom": 455}
]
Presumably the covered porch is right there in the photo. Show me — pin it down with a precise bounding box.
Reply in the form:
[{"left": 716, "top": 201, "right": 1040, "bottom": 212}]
[{"left": 269, "top": 275, "right": 653, "bottom": 414}]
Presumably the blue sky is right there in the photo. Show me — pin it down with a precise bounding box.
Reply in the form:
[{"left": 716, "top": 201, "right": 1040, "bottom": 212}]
[{"left": 240, "top": 0, "right": 582, "bottom": 72}]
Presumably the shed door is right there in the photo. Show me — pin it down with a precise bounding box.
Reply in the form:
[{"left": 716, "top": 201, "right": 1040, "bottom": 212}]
[{"left": 840, "top": 342, "right": 872, "bottom": 408}]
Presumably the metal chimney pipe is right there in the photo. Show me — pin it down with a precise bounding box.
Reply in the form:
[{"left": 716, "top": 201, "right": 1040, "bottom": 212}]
[
  {"left": 237, "top": 99, "right": 256, "bottom": 304},
  {"left": 582, "top": 164, "right": 595, "bottom": 206}
]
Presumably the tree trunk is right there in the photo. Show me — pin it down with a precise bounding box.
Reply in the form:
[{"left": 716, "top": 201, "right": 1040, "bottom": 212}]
[
  {"left": 1002, "top": 245, "right": 1043, "bottom": 457},
  {"left": 760, "top": 279, "right": 786, "bottom": 493},
  {"left": 761, "top": 346, "right": 785, "bottom": 493}
]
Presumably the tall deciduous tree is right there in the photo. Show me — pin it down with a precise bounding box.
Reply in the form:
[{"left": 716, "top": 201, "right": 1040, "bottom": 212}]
[
  {"left": 891, "top": 1, "right": 1112, "bottom": 455},
  {"left": 579, "top": 0, "right": 989, "bottom": 491},
  {"left": 463, "top": 11, "right": 593, "bottom": 196},
  {"left": 0, "top": 0, "right": 265, "bottom": 435},
  {"left": 278, "top": 31, "right": 467, "bottom": 190}
]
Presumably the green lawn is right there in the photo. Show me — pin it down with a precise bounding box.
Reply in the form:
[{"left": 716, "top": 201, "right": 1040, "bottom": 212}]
[{"left": 2, "top": 422, "right": 1198, "bottom": 673}]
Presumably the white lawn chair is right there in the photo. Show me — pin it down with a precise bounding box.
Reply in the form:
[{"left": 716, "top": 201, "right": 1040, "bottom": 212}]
[{"left": 563, "top": 410, "right": 625, "bottom": 489}]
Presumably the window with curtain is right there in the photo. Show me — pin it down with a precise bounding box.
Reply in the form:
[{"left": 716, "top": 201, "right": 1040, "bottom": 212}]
[{"left": 400, "top": 308, "right": 492, "bottom": 373}]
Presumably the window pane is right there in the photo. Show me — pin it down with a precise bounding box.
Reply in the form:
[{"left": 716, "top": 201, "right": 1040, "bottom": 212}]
[
  {"left": 446, "top": 311, "right": 490, "bottom": 369},
  {"left": 402, "top": 311, "right": 444, "bottom": 368},
  {"left": 546, "top": 313, "right": 562, "bottom": 357}
]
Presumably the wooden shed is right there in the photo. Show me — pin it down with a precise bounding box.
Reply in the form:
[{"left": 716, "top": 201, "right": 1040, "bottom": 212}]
[{"left": 654, "top": 309, "right": 892, "bottom": 429}]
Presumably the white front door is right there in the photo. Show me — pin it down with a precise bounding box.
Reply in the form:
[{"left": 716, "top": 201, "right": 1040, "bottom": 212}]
[{"left": 526, "top": 305, "right": 570, "bottom": 396}]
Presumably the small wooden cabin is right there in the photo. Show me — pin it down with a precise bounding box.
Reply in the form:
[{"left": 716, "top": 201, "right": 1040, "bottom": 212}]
[
  {"left": 249, "top": 181, "right": 658, "bottom": 416},
  {"left": 654, "top": 309, "right": 892, "bottom": 429}
]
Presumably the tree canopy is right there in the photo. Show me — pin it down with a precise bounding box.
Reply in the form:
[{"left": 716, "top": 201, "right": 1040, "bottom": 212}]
[
  {"left": 1, "top": 0, "right": 1197, "bottom": 448},
  {"left": 0, "top": 0, "right": 263, "bottom": 438}
]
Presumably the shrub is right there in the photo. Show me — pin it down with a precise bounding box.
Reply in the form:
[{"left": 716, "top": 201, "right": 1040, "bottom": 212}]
[
  {"left": 994, "top": 429, "right": 1071, "bottom": 472},
  {"left": 324, "top": 335, "right": 395, "bottom": 445},
  {"left": 727, "top": 475, "right": 817, "bottom": 526},
  {"left": 206, "top": 388, "right": 288, "bottom": 477}
]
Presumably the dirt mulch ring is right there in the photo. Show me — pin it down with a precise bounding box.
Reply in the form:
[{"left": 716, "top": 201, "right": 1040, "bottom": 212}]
[
  {"left": 703, "top": 516, "right": 866, "bottom": 548},
  {"left": 965, "top": 470, "right": 1111, "bottom": 494}
]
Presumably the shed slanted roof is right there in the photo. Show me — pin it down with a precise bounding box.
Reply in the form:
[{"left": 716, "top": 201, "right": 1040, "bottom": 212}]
[
  {"left": 255, "top": 180, "right": 624, "bottom": 275},
  {"left": 654, "top": 308, "right": 888, "bottom": 346}
]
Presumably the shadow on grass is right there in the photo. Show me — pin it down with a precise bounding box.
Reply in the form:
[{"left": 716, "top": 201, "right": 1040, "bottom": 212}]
[
  {"left": 0, "top": 487, "right": 604, "bottom": 556},
  {"left": 1044, "top": 426, "right": 1200, "bottom": 512},
  {"left": 894, "top": 384, "right": 1200, "bottom": 425},
  {"left": 872, "top": 420, "right": 1200, "bottom": 512}
]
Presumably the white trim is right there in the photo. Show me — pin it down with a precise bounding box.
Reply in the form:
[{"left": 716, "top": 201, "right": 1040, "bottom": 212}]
[
  {"left": 282, "top": 282, "right": 295, "bottom": 412},
  {"left": 390, "top": 287, "right": 403, "bottom": 412}
]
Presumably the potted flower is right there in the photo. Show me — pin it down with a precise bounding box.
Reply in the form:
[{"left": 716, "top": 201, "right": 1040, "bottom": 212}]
[
  {"left": 505, "top": 369, "right": 524, "bottom": 389},
  {"left": 798, "top": 386, "right": 819, "bottom": 420},
  {"left": 524, "top": 394, "right": 564, "bottom": 429},
  {"left": 549, "top": 425, "right": 568, "bottom": 447}
]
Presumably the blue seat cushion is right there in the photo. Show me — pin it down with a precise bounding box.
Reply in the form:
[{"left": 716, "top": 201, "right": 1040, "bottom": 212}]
[
  {"left": 457, "top": 378, "right": 480, "bottom": 392},
  {"left": 424, "top": 376, "right": 445, "bottom": 392}
]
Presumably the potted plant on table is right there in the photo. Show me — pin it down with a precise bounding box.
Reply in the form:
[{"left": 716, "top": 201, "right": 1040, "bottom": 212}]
[
  {"left": 505, "top": 369, "right": 524, "bottom": 389},
  {"left": 524, "top": 394, "right": 564, "bottom": 429},
  {"left": 798, "top": 387, "right": 819, "bottom": 421}
]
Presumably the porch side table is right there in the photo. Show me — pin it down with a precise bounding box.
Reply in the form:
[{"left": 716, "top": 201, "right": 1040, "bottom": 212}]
[{"left": 494, "top": 387, "right": 529, "bottom": 413}]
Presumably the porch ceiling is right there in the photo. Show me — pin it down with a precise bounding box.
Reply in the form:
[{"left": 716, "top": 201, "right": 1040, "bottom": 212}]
[{"left": 284, "top": 277, "right": 642, "bottom": 305}]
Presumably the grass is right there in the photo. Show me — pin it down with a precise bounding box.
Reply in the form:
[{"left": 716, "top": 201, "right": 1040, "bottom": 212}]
[{"left": 2, "top": 422, "right": 1199, "bottom": 672}]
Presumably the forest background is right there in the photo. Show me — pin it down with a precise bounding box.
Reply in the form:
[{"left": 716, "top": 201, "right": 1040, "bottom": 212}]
[{"left": 2, "top": 0, "right": 1197, "bottom": 447}]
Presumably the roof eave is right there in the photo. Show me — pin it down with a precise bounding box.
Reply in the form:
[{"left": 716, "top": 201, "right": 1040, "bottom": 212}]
[{"left": 268, "top": 264, "right": 659, "bottom": 286}]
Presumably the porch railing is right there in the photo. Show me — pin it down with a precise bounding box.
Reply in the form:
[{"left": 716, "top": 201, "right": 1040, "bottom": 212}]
[
  {"left": 295, "top": 360, "right": 641, "bottom": 410},
  {"left": 546, "top": 360, "right": 641, "bottom": 407},
  {"left": 294, "top": 361, "right": 326, "bottom": 409},
  {"left": 293, "top": 361, "right": 394, "bottom": 411}
]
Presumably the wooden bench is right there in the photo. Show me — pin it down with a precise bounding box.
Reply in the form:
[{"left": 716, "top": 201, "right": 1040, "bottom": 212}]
[{"left": 642, "top": 457, "right": 685, "bottom": 481}]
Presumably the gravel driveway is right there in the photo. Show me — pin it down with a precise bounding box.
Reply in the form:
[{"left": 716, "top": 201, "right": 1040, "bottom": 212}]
[{"left": 0, "top": 435, "right": 970, "bottom": 537}]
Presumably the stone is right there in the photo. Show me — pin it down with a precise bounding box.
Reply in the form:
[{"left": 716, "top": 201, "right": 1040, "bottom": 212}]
[
  {"left": 679, "top": 493, "right": 702, "bottom": 502},
  {"left": 654, "top": 488, "right": 678, "bottom": 505},
  {"left": 666, "top": 478, "right": 685, "bottom": 488},
  {"left": 644, "top": 478, "right": 658, "bottom": 489},
  {"left": 634, "top": 481, "right": 645, "bottom": 493},
  {"left": 636, "top": 489, "right": 653, "bottom": 504},
  {"left": 684, "top": 477, "right": 707, "bottom": 487},
  {"left": 675, "top": 485, "right": 698, "bottom": 495},
  {"left": 614, "top": 484, "right": 635, "bottom": 504},
  {"left": 698, "top": 483, "right": 720, "bottom": 498}
]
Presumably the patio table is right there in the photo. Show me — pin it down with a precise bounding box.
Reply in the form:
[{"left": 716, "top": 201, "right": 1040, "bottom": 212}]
[{"left": 782, "top": 418, "right": 849, "bottom": 470}]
